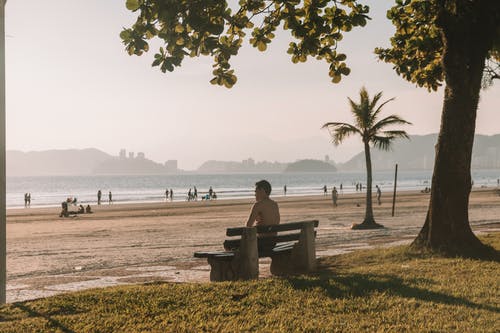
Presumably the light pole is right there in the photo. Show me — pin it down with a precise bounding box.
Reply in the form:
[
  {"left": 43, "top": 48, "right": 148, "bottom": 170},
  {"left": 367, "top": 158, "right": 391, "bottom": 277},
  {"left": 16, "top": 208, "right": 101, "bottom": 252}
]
[{"left": 1, "top": 0, "right": 7, "bottom": 304}]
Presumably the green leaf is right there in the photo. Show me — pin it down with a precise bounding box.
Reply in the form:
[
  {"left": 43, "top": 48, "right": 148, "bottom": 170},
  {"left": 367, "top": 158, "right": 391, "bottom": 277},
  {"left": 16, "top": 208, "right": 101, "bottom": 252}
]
[
  {"left": 125, "top": 0, "right": 140, "bottom": 11},
  {"left": 175, "top": 25, "right": 185, "bottom": 33},
  {"left": 332, "top": 75, "right": 342, "bottom": 83}
]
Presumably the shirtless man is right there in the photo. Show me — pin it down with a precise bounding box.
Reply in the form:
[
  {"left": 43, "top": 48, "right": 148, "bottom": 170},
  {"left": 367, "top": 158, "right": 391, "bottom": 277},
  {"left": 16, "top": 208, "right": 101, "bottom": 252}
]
[
  {"left": 246, "top": 180, "right": 280, "bottom": 251},
  {"left": 246, "top": 180, "right": 280, "bottom": 227}
]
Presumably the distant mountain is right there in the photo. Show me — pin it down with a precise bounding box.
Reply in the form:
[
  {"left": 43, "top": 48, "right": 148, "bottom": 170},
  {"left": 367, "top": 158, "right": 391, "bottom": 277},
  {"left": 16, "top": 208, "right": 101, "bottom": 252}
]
[
  {"left": 7, "top": 149, "right": 112, "bottom": 176},
  {"left": 339, "top": 134, "right": 500, "bottom": 171},
  {"left": 284, "top": 159, "right": 337, "bottom": 173},
  {"left": 197, "top": 159, "right": 287, "bottom": 173},
  {"left": 93, "top": 156, "right": 173, "bottom": 175},
  {"left": 7, "top": 149, "right": 179, "bottom": 176}
]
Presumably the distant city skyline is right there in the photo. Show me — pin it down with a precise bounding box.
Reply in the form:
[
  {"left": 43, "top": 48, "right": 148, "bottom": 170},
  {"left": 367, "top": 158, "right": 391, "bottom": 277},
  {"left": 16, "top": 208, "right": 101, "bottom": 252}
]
[
  {"left": 8, "top": 132, "right": 500, "bottom": 174},
  {"left": 5, "top": 1, "right": 500, "bottom": 169}
]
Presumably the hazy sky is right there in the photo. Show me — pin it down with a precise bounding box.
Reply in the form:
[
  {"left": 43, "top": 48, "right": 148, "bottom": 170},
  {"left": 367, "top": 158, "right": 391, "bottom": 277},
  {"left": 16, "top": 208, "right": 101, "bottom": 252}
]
[{"left": 5, "top": 1, "right": 500, "bottom": 170}]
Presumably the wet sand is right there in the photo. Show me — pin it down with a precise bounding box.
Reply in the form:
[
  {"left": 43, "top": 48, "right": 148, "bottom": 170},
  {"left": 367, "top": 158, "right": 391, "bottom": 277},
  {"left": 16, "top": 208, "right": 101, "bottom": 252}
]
[{"left": 6, "top": 188, "right": 500, "bottom": 303}]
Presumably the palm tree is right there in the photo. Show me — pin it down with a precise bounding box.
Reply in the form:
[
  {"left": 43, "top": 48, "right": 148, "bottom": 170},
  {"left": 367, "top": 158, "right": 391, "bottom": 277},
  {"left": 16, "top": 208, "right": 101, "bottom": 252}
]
[{"left": 322, "top": 87, "right": 411, "bottom": 229}]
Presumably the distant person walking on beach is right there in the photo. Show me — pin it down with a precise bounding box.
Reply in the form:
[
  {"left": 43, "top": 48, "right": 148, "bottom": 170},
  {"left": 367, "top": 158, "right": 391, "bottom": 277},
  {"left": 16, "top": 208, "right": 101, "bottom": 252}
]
[
  {"left": 27, "top": 193, "right": 31, "bottom": 207},
  {"left": 108, "top": 191, "right": 113, "bottom": 204},
  {"left": 332, "top": 187, "right": 338, "bottom": 207},
  {"left": 323, "top": 185, "right": 327, "bottom": 196},
  {"left": 284, "top": 185, "right": 287, "bottom": 196},
  {"left": 340, "top": 183, "right": 343, "bottom": 194},
  {"left": 194, "top": 186, "right": 198, "bottom": 200},
  {"left": 24, "top": 193, "right": 28, "bottom": 207},
  {"left": 209, "top": 186, "right": 213, "bottom": 198},
  {"left": 165, "top": 189, "right": 169, "bottom": 201},
  {"left": 170, "top": 189, "right": 173, "bottom": 201},
  {"left": 97, "top": 190, "right": 102, "bottom": 205},
  {"left": 376, "top": 185, "right": 382, "bottom": 205}
]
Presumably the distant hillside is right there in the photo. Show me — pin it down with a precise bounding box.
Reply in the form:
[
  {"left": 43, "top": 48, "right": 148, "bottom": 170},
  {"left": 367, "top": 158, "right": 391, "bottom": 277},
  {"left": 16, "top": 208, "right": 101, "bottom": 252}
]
[
  {"left": 339, "top": 134, "right": 500, "bottom": 171},
  {"left": 7, "top": 149, "right": 179, "bottom": 176},
  {"left": 7, "top": 149, "right": 112, "bottom": 176},
  {"left": 197, "top": 159, "right": 287, "bottom": 173},
  {"left": 93, "top": 157, "right": 171, "bottom": 175},
  {"left": 284, "top": 159, "right": 336, "bottom": 173}
]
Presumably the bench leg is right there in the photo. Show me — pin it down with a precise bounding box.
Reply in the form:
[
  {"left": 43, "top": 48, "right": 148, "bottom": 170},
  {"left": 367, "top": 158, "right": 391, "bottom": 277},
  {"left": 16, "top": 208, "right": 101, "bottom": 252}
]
[
  {"left": 270, "top": 253, "right": 292, "bottom": 276},
  {"left": 208, "top": 258, "right": 237, "bottom": 282}
]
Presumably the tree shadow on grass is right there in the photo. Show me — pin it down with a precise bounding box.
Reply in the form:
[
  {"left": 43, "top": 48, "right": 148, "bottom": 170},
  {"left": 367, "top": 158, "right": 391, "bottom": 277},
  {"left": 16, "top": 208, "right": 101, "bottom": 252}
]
[
  {"left": 11, "top": 302, "right": 76, "bottom": 333},
  {"left": 286, "top": 272, "right": 500, "bottom": 314}
]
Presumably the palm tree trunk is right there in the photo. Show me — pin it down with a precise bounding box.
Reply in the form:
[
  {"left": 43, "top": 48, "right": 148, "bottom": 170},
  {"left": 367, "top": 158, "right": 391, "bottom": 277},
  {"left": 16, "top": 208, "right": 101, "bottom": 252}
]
[
  {"left": 352, "top": 141, "right": 383, "bottom": 229},
  {"left": 412, "top": 3, "right": 493, "bottom": 255}
]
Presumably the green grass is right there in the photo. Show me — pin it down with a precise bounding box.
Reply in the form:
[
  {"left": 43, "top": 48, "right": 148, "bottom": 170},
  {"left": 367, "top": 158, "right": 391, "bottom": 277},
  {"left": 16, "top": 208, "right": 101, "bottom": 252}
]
[{"left": 1, "top": 234, "right": 499, "bottom": 333}]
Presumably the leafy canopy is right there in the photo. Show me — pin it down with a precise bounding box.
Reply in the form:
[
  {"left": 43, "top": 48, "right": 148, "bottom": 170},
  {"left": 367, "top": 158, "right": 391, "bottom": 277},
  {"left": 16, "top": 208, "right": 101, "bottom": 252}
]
[
  {"left": 322, "top": 87, "right": 411, "bottom": 150},
  {"left": 121, "top": 0, "right": 370, "bottom": 88},
  {"left": 375, "top": 0, "right": 500, "bottom": 91}
]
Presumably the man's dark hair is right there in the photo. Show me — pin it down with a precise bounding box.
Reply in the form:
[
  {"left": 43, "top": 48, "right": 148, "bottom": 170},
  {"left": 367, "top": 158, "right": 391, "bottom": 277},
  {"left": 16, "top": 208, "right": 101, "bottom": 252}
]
[{"left": 255, "top": 180, "right": 272, "bottom": 196}]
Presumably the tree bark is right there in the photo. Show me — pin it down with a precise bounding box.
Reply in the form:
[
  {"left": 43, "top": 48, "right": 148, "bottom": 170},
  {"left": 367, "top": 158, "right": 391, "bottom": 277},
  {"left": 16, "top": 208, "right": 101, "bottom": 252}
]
[
  {"left": 352, "top": 140, "right": 383, "bottom": 229},
  {"left": 412, "top": 1, "right": 497, "bottom": 254}
]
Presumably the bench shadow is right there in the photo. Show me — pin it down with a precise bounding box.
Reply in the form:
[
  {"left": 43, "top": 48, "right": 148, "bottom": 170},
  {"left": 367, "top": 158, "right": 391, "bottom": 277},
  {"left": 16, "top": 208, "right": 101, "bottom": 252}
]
[
  {"left": 11, "top": 302, "right": 76, "bottom": 333},
  {"left": 285, "top": 272, "right": 499, "bottom": 314}
]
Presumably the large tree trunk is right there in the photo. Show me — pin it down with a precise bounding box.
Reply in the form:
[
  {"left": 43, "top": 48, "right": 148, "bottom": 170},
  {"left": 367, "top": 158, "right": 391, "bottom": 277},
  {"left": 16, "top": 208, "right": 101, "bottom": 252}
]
[
  {"left": 352, "top": 140, "right": 383, "bottom": 229},
  {"left": 412, "top": 2, "right": 496, "bottom": 254}
]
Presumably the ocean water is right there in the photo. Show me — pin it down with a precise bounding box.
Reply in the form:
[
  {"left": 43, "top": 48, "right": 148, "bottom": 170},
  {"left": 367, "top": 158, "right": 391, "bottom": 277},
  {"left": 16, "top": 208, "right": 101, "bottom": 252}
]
[{"left": 7, "top": 170, "right": 500, "bottom": 208}]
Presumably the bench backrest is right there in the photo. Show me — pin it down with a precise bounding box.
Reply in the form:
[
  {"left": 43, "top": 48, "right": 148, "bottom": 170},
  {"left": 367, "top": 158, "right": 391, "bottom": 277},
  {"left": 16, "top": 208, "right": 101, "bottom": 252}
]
[{"left": 223, "top": 220, "right": 319, "bottom": 251}]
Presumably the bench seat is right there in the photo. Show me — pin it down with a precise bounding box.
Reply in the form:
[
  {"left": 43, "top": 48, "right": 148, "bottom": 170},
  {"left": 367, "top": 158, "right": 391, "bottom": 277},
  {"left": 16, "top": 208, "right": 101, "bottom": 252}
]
[{"left": 193, "top": 220, "right": 318, "bottom": 281}]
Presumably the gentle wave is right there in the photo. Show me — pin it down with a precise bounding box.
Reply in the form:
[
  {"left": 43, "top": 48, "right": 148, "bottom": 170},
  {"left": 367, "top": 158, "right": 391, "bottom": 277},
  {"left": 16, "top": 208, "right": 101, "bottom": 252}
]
[{"left": 7, "top": 170, "right": 500, "bottom": 208}]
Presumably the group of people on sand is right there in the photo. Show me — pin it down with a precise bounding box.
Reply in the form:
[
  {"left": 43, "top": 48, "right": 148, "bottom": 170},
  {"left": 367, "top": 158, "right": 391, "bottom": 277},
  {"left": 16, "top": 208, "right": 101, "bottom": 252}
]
[
  {"left": 59, "top": 199, "right": 93, "bottom": 218},
  {"left": 330, "top": 184, "right": 383, "bottom": 207},
  {"left": 186, "top": 186, "right": 217, "bottom": 201}
]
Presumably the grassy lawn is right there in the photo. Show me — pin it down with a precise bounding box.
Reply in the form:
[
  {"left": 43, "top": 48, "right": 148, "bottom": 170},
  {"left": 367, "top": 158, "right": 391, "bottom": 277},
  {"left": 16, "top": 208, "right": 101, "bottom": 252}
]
[{"left": 1, "top": 234, "right": 498, "bottom": 333}]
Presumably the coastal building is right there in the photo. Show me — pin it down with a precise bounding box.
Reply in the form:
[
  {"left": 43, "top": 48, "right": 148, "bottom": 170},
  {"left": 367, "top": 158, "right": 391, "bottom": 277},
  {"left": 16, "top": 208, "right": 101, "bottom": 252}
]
[
  {"left": 137, "top": 152, "right": 145, "bottom": 159},
  {"left": 119, "top": 149, "right": 126, "bottom": 159}
]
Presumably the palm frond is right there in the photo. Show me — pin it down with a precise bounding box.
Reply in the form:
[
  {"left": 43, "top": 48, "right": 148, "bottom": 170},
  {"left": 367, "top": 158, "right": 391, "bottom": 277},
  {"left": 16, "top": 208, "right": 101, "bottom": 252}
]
[
  {"left": 372, "top": 136, "right": 394, "bottom": 151},
  {"left": 371, "top": 115, "right": 412, "bottom": 134},
  {"left": 371, "top": 131, "right": 410, "bottom": 151},
  {"left": 371, "top": 97, "right": 395, "bottom": 123},
  {"left": 348, "top": 97, "right": 363, "bottom": 124},
  {"left": 382, "top": 130, "right": 411, "bottom": 140},
  {"left": 369, "top": 91, "right": 384, "bottom": 112},
  {"left": 348, "top": 96, "right": 369, "bottom": 131},
  {"left": 321, "top": 122, "right": 361, "bottom": 146}
]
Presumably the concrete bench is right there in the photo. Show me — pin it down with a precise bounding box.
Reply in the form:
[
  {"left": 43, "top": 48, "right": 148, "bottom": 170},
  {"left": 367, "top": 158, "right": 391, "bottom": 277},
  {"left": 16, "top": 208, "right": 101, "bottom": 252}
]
[{"left": 194, "top": 220, "right": 318, "bottom": 281}]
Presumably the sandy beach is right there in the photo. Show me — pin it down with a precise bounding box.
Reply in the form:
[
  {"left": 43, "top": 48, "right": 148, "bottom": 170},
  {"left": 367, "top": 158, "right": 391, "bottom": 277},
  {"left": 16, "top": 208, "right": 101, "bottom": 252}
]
[{"left": 5, "top": 188, "right": 500, "bottom": 303}]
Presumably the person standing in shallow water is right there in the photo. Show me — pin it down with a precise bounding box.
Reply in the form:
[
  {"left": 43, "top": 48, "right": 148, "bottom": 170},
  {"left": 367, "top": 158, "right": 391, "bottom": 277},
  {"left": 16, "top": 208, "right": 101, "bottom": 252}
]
[
  {"left": 170, "top": 189, "right": 173, "bottom": 201},
  {"left": 97, "top": 190, "right": 102, "bottom": 205},
  {"left": 108, "top": 191, "right": 113, "bottom": 204},
  {"left": 332, "top": 186, "right": 338, "bottom": 207}
]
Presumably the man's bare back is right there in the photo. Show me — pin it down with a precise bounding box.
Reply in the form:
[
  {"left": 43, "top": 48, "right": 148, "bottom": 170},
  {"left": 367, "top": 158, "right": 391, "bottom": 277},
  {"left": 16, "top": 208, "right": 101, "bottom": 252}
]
[
  {"left": 246, "top": 180, "right": 280, "bottom": 230},
  {"left": 246, "top": 198, "right": 280, "bottom": 227}
]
